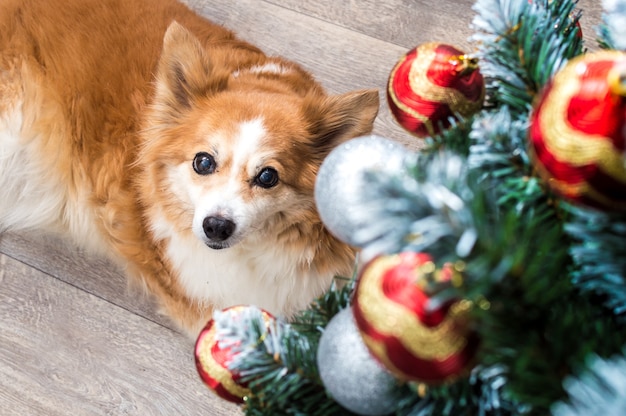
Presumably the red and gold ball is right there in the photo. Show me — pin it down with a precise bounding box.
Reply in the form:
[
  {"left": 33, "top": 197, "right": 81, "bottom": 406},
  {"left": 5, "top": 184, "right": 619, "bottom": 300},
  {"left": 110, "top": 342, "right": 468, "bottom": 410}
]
[
  {"left": 353, "top": 252, "right": 478, "bottom": 384},
  {"left": 194, "top": 306, "right": 273, "bottom": 403},
  {"left": 387, "top": 42, "right": 485, "bottom": 138},
  {"left": 529, "top": 50, "right": 626, "bottom": 211}
]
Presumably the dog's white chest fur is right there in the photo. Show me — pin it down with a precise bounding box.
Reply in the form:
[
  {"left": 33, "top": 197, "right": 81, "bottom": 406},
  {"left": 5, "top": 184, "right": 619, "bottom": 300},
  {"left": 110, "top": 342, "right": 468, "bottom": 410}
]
[{"left": 164, "top": 230, "right": 324, "bottom": 317}]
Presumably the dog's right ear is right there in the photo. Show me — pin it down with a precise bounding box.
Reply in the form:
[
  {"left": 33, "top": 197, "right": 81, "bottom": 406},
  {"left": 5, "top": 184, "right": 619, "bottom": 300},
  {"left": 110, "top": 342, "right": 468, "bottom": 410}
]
[
  {"left": 304, "top": 89, "right": 380, "bottom": 163},
  {"left": 154, "top": 22, "right": 227, "bottom": 111}
]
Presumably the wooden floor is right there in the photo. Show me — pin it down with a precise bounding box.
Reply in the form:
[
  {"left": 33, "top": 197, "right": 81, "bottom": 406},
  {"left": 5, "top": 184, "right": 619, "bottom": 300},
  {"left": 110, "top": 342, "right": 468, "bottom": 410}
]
[{"left": 0, "top": 0, "right": 602, "bottom": 415}]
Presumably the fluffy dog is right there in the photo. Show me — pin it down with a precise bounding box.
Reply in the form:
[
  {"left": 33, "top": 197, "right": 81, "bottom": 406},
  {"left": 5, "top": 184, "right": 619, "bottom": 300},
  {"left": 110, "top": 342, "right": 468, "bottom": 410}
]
[{"left": 0, "top": 0, "right": 379, "bottom": 335}]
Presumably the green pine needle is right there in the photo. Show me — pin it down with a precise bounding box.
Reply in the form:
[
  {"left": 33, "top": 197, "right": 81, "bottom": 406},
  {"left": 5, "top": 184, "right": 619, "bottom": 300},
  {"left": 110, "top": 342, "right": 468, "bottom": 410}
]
[
  {"left": 564, "top": 205, "right": 626, "bottom": 322},
  {"left": 471, "top": 0, "right": 582, "bottom": 112},
  {"left": 552, "top": 349, "right": 626, "bottom": 415}
]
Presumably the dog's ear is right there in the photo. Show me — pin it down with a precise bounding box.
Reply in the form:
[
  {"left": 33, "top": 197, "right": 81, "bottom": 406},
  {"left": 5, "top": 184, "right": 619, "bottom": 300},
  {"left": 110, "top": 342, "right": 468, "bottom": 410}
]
[
  {"left": 304, "top": 89, "right": 379, "bottom": 161},
  {"left": 154, "top": 22, "right": 227, "bottom": 110}
]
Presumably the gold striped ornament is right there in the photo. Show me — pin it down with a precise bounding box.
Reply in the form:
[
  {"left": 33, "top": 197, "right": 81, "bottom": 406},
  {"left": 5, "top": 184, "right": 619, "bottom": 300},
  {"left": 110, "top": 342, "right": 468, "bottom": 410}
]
[
  {"left": 353, "top": 252, "right": 478, "bottom": 384},
  {"left": 529, "top": 50, "right": 626, "bottom": 211},
  {"left": 387, "top": 42, "right": 485, "bottom": 138},
  {"left": 194, "top": 306, "right": 274, "bottom": 403}
]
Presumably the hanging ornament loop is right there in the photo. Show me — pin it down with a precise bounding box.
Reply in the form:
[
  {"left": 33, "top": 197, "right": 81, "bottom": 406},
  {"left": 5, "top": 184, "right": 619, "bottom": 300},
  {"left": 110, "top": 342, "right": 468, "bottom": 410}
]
[
  {"left": 451, "top": 55, "right": 480, "bottom": 76},
  {"left": 608, "top": 65, "right": 626, "bottom": 98}
]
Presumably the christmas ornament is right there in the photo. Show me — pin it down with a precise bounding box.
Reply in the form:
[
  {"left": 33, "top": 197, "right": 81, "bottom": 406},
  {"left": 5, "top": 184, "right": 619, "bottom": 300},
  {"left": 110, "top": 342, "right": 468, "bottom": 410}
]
[
  {"left": 529, "top": 50, "right": 626, "bottom": 211},
  {"left": 194, "top": 306, "right": 274, "bottom": 403},
  {"left": 315, "top": 135, "right": 407, "bottom": 246},
  {"left": 387, "top": 42, "right": 485, "bottom": 137},
  {"left": 317, "top": 307, "right": 402, "bottom": 416},
  {"left": 353, "top": 252, "right": 478, "bottom": 384}
]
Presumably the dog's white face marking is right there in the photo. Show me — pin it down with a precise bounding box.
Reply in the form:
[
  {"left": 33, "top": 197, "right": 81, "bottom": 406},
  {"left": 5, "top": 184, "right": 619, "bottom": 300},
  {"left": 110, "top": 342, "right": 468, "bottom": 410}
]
[
  {"left": 189, "top": 117, "right": 274, "bottom": 249},
  {"left": 232, "top": 63, "right": 291, "bottom": 78},
  {"left": 231, "top": 117, "right": 266, "bottom": 176},
  {"left": 248, "top": 63, "right": 290, "bottom": 76}
]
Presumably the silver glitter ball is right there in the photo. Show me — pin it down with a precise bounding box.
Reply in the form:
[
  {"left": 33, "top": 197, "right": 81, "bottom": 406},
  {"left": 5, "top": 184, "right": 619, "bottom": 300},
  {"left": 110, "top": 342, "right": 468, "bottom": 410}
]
[
  {"left": 317, "top": 308, "right": 401, "bottom": 415},
  {"left": 314, "top": 135, "right": 406, "bottom": 246}
]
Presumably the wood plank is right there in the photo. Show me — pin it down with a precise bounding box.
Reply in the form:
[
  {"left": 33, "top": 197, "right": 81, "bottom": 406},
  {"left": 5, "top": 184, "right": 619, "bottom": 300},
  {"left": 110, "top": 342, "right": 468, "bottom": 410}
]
[
  {"left": 266, "top": 0, "right": 603, "bottom": 51},
  {"left": 267, "top": 0, "right": 477, "bottom": 51},
  {"left": 0, "top": 231, "right": 172, "bottom": 330},
  {"left": 0, "top": 254, "right": 239, "bottom": 415}
]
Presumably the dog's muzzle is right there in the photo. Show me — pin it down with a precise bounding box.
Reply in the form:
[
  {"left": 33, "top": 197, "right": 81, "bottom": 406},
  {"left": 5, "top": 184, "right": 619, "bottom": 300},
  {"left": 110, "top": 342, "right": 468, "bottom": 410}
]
[{"left": 202, "top": 215, "right": 236, "bottom": 248}]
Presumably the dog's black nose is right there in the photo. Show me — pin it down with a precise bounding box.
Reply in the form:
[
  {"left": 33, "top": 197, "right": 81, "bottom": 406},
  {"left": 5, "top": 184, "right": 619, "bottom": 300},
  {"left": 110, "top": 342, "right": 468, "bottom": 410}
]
[{"left": 203, "top": 216, "right": 236, "bottom": 241}]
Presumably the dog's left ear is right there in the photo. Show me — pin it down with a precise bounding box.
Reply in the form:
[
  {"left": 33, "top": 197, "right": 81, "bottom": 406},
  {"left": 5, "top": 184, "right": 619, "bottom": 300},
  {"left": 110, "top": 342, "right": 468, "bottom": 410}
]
[
  {"left": 154, "top": 21, "right": 228, "bottom": 111},
  {"left": 305, "top": 89, "right": 380, "bottom": 161}
]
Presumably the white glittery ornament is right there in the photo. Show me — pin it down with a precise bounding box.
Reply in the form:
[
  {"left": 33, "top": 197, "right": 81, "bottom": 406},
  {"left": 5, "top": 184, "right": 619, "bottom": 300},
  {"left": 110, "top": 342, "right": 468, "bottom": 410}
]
[
  {"left": 314, "top": 135, "right": 406, "bottom": 246},
  {"left": 317, "top": 308, "right": 401, "bottom": 416}
]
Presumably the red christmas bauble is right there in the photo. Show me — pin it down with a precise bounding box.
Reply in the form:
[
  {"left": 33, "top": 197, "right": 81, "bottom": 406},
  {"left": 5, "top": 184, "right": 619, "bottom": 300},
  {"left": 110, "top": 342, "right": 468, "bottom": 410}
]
[
  {"left": 194, "top": 306, "right": 273, "bottom": 403},
  {"left": 353, "top": 252, "right": 478, "bottom": 384},
  {"left": 529, "top": 51, "right": 626, "bottom": 211},
  {"left": 387, "top": 42, "right": 485, "bottom": 138}
]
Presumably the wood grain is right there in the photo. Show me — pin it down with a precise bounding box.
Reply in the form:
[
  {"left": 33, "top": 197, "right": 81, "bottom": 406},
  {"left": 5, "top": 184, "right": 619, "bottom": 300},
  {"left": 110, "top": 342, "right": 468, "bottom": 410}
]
[
  {"left": 268, "top": 0, "right": 478, "bottom": 51},
  {"left": 0, "top": 231, "right": 171, "bottom": 330},
  {"left": 267, "top": 0, "right": 603, "bottom": 51},
  {"left": 0, "top": 254, "right": 238, "bottom": 416}
]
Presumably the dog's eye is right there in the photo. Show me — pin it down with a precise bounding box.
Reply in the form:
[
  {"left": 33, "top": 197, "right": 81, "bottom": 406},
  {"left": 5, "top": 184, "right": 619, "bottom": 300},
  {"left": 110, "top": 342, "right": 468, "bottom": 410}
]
[
  {"left": 193, "top": 152, "right": 216, "bottom": 175},
  {"left": 254, "top": 167, "right": 279, "bottom": 188}
]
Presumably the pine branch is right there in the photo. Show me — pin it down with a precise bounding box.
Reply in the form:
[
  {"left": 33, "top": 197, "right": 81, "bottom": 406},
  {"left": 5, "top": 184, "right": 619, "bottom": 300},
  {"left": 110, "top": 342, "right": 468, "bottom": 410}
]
[
  {"left": 597, "top": 0, "right": 626, "bottom": 50},
  {"left": 468, "top": 107, "right": 558, "bottom": 224},
  {"left": 424, "top": 116, "right": 475, "bottom": 157},
  {"left": 347, "top": 151, "right": 478, "bottom": 260},
  {"left": 468, "top": 106, "right": 530, "bottom": 178},
  {"left": 552, "top": 349, "right": 626, "bottom": 415},
  {"left": 395, "top": 365, "right": 527, "bottom": 416},
  {"left": 471, "top": 0, "right": 582, "bottom": 112},
  {"left": 463, "top": 203, "right": 626, "bottom": 412},
  {"left": 563, "top": 205, "right": 626, "bottom": 323},
  {"left": 290, "top": 274, "right": 356, "bottom": 337},
  {"left": 331, "top": 146, "right": 562, "bottom": 411},
  {"left": 215, "top": 307, "right": 351, "bottom": 416}
]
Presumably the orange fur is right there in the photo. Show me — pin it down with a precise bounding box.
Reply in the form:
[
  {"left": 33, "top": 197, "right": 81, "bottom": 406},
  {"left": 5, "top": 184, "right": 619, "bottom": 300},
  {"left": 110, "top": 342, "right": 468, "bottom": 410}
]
[{"left": 0, "top": 0, "right": 379, "bottom": 335}]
